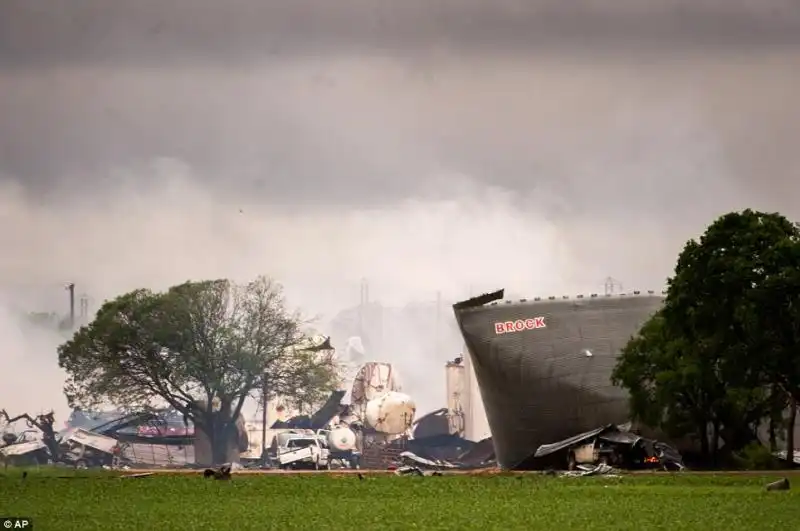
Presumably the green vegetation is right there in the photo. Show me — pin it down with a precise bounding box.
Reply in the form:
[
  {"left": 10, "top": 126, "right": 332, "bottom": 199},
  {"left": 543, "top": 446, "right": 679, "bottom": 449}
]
[
  {"left": 57, "top": 276, "right": 339, "bottom": 464},
  {"left": 613, "top": 210, "right": 800, "bottom": 463},
  {"left": 1, "top": 470, "right": 798, "bottom": 530}
]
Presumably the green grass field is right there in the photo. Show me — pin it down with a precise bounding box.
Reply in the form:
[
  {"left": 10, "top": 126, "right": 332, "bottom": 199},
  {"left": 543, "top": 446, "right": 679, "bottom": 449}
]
[{"left": 1, "top": 469, "right": 798, "bottom": 530}]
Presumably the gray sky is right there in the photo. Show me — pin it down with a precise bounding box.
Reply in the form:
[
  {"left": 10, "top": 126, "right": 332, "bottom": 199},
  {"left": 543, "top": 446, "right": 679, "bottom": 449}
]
[{"left": 2, "top": 1, "right": 800, "bottom": 418}]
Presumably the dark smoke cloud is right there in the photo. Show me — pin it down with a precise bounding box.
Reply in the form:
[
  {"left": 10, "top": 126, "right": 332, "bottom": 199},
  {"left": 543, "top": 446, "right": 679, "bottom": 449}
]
[{"left": 2, "top": 0, "right": 800, "bottom": 68}]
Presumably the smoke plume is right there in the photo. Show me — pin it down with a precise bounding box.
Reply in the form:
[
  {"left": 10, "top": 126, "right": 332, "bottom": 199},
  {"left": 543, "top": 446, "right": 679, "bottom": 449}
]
[{"left": 2, "top": 1, "right": 800, "bottom": 421}]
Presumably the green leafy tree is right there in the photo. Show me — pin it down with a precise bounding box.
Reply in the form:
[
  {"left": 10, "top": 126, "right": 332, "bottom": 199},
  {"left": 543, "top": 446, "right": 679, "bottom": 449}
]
[
  {"left": 58, "top": 276, "right": 339, "bottom": 464},
  {"left": 612, "top": 314, "right": 696, "bottom": 438},
  {"left": 611, "top": 312, "right": 762, "bottom": 460},
  {"left": 278, "top": 336, "right": 342, "bottom": 415},
  {"left": 669, "top": 210, "right": 800, "bottom": 462},
  {"left": 730, "top": 213, "right": 800, "bottom": 462},
  {"left": 614, "top": 209, "right": 800, "bottom": 463}
]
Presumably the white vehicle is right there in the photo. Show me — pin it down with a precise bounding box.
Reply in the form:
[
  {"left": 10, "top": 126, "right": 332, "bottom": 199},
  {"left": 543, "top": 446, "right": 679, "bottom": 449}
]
[
  {"left": 61, "top": 428, "right": 122, "bottom": 469},
  {"left": 277, "top": 436, "right": 331, "bottom": 470}
]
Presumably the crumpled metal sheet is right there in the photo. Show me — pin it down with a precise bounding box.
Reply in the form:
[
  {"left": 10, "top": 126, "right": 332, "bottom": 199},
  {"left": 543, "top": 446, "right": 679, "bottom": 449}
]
[
  {"left": 559, "top": 463, "right": 619, "bottom": 477},
  {"left": 398, "top": 451, "right": 458, "bottom": 469},
  {"left": 529, "top": 424, "right": 686, "bottom": 471},
  {"left": 0, "top": 440, "right": 47, "bottom": 457},
  {"left": 65, "top": 428, "right": 119, "bottom": 454},
  {"left": 534, "top": 425, "right": 617, "bottom": 458},
  {"left": 599, "top": 430, "right": 642, "bottom": 446},
  {"left": 394, "top": 465, "right": 444, "bottom": 477},
  {"left": 774, "top": 450, "right": 800, "bottom": 465}
]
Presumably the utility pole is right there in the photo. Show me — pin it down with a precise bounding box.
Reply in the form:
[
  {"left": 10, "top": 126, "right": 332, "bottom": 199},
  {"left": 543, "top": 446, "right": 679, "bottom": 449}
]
[
  {"left": 66, "top": 283, "right": 75, "bottom": 329},
  {"left": 604, "top": 277, "right": 623, "bottom": 295},
  {"left": 435, "top": 291, "right": 442, "bottom": 356},
  {"left": 359, "top": 278, "right": 369, "bottom": 344},
  {"left": 260, "top": 372, "right": 269, "bottom": 467},
  {"left": 79, "top": 293, "right": 89, "bottom": 321}
]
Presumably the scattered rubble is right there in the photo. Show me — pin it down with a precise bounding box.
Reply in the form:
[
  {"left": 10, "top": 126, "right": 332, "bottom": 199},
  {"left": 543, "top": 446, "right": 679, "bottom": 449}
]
[
  {"left": 0, "top": 409, "right": 181, "bottom": 469},
  {"left": 0, "top": 362, "right": 683, "bottom": 476},
  {"left": 394, "top": 465, "right": 424, "bottom": 476},
  {"left": 773, "top": 450, "right": 800, "bottom": 466},
  {"left": 528, "top": 424, "right": 685, "bottom": 472},
  {"left": 558, "top": 463, "right": 619, "bottom": 478},
  {"left": 765, "top": 478, "right": 790, "bottom": 491},
  {"left": 1, "top": 410, "right": 60, "bottom": 465},
  {"left": 398, "top": 451, "right": 458, "bottom": 470},
  {"left": 393, "top": 465, "right": 443, "bottom": 477},
  {"left": 203, "top": 464, "right": 233, "bottom": 480}
]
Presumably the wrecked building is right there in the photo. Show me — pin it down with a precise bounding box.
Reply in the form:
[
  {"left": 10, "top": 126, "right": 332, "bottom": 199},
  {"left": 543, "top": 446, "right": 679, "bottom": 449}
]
[
  {"left": 453, "top": 289, "right": 663, "bottom": 470},
  {"left": 4, "top": 337, "right": 492, "bottom": 471}
]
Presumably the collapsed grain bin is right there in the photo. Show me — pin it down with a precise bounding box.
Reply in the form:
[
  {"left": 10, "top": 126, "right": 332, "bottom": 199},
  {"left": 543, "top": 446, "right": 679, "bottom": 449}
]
[{"left": 453, "top": 289, "right": 663, "bottom": 470}]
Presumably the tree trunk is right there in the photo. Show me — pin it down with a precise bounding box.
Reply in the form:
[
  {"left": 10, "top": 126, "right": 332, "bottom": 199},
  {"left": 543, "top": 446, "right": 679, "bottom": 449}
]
[
  {"left": 769, "top": 385, "right": 786, "bottom": 453},
  {"left": 212, "top": 415, "right": 243, "bottom": 466},
  {"left": 211, "top": 421, "right": 231, "bottom": 466},
  {"left": 769, "top": 415, "right": 777, "bottom": 452},
  {"left": 711, "top": 420, "right": 720, "bottom": 467},
  {"left": 43, "top": 436, "right": 60, "bottom": 463},
  {"left": 698, "top": 421, "right": 709, "bottom": 459},
  {"left": 785, "top": 396, "right": 797, "bottom": 467},
  {"left": 194, "top": 405, "right": 247, "bottom": 467},
  {"left": 39, "top": 426, "right": 60, "bottom": 461}
]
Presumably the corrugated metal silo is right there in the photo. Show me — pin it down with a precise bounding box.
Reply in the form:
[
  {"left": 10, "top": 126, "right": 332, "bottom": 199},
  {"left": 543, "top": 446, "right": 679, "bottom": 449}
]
[{"left": 453, "top": 289, "right": 663, "bottom": 470}]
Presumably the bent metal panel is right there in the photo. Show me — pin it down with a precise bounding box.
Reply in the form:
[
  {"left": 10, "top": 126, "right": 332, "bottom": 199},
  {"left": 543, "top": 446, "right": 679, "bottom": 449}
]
[{"left": 453, "top": 290, "right": 663, "bottom": 470}]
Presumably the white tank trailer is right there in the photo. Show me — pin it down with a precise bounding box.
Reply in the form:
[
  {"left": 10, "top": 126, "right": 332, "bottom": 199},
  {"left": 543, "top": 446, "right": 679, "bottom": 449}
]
[{"left": 326, "top": 425, "right": 358, "bottom": 452}]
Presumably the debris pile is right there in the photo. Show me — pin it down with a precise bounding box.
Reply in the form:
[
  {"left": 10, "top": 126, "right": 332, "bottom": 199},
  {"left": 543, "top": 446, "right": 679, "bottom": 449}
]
[
  {"left": 765, "top": 478, "right": 790, "bottom": 491},
  {"left": 393, "top": 465, "right": 444, "bottom": 477},
  {"left": 524, "top": 424, "right": 685, "bottom": 472},
  {"left": 0, "top": 409, "right": 192, "bottom": 469},
  {"left": 558, "top": 463, "right": 619, "bottom": 477},
  {"left": 203, "top": 464, "right": 233, "bottom": 480},
  {"left": 388, "top": 436, "right": 497, "bottom": 471},
  {"left": 1, "top": 358, "right": 681, "bottom": 475}
]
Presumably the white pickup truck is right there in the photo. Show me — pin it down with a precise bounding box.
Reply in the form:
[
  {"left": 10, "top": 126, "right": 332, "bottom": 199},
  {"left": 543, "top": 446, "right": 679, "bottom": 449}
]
[{"left": 277, "top": 436, "right": 331, "bottom": 470}]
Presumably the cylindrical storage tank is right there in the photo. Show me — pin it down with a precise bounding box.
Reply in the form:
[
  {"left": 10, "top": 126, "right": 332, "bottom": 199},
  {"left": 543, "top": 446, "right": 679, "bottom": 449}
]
[
  {"left": 327, "top": 426, "right": 358, "bottom": 452},
  {"left": 445, "top": 362, "right": 466, "bottom": 414},
  {"left": 350, "top": 362, "right": 401, "bottom": 404},
  {"left": 365, "top": 391, "right": 416, "bottom": 434},
  {"left": 453, "top": 290, "right": 663, "bottom": 470}
]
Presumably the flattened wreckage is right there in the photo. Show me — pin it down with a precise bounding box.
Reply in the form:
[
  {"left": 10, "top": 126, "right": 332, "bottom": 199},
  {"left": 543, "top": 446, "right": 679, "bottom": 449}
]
[
  {"left": 530, "top": 424, "right": 685, "bottom": 471},
  {"left": 392, "top": 425, "right": 683, "bottom": 474},
  {"left": 0, "top": 410, "right": 192, "bottom": 468},
  {"left": 1, "top": 427, "right": 125, "bottom": 468},
  {"left": 59, "top": 428, "right": 123, "bottom": 468}
]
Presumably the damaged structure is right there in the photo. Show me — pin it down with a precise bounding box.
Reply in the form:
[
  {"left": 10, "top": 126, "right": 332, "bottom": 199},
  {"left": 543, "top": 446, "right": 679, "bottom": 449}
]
[
  {"left": 1, "top": 342, "right": 499, "bottom": 472},
  {"left": 1, "top": 321, "right": 520, "bottom": 472},
  {"left": 531, "top": 424, "right": 684, "bottom": 471},
  {"left": 242, "top": 358, "right": 420, "bottom": 470},
  {"left": 0, "top": 410, "right": 171, "bottom": 468},
  {"left": 452, "top": 289, "right": 665, "bottom": 470}
]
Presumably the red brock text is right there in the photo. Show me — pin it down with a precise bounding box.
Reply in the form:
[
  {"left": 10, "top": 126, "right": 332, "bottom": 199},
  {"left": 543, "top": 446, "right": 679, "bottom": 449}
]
[{"left": 494, "top": 317, "right": 546, "bottom": 334}]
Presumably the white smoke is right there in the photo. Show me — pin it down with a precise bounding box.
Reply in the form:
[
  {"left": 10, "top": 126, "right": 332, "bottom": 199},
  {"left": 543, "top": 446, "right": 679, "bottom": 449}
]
[{"left": 2, "top": 50, "right": 797, "bottom": 424}]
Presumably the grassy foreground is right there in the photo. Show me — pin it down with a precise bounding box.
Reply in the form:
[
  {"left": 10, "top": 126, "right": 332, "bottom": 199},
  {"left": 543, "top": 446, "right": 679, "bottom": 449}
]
[{"left": 1, "top": 469, "right": 798, "bottom": 530}]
